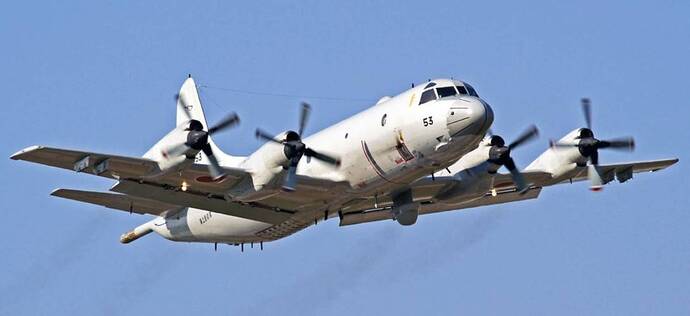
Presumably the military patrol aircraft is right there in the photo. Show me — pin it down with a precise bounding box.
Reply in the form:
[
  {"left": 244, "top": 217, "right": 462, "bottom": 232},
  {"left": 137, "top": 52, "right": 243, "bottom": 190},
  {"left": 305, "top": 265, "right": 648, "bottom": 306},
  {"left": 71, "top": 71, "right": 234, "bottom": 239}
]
[{"left": 10, "top": 76, "right": 678, "bottom": 248}]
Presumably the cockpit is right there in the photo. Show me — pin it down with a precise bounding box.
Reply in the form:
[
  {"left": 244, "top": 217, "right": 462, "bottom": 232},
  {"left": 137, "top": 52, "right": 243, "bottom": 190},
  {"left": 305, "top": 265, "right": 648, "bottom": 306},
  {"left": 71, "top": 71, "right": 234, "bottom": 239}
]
[{"left": 418, "top": 80, "right": 479, "bottom": 105}]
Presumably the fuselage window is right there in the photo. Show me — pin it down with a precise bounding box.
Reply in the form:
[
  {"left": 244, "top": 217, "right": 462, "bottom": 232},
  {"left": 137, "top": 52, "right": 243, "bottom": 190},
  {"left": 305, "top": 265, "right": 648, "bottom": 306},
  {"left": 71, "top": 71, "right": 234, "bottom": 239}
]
[
  {"left": 419, "top": 89, "right": 437, "bottom": 105},
  {"left": 455, "top": 85, "right": 468, "bottom": 95},
  {"left": 436, "top": 86, "right": 457, "bottom": 98},
  {"left": 381, "top": 114, "right": 387, "bottom": 126},
  {"left": 465, "top": 83, "right": 479, "bottom": 97}
]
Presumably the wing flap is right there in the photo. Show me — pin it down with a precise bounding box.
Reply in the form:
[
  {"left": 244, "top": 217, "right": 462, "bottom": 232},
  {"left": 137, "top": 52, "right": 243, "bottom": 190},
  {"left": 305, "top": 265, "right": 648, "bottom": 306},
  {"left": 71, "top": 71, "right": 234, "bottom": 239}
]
[
  {"left": 492, "top": 171, "right": 553, "bottom": 189},
  {"left": 340, "top": 188, "right": 541, "bottom": 226},
  {"left": 51, "top": 189, "right": 177, "bottom": 216}
]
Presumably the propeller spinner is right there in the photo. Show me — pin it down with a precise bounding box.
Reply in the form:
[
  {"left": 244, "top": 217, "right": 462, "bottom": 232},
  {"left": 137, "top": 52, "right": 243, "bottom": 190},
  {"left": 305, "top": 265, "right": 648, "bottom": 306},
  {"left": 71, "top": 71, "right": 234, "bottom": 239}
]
[
  {"left": 487, "top": 125, "right": 540, "bottom": 193},
  {"left": 255, "top": 102, "right": 341, "bottom": 191}
]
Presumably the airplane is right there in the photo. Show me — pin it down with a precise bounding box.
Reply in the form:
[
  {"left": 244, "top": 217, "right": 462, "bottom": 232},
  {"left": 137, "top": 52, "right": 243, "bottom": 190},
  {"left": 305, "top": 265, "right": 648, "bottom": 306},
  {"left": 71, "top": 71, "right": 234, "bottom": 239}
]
[{"left": 10, "top": 76, "right": 678, "bottom": 249}]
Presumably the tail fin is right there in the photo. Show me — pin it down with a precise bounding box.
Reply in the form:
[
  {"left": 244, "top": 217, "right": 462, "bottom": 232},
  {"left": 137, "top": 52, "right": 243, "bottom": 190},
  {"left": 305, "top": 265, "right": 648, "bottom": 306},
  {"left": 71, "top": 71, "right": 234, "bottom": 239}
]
[
  {"left": 177, "top": 75, "right": 210, "bottom": 128},
  {"left": 176, "top": 75, "right": 244, "bottom": 165}
]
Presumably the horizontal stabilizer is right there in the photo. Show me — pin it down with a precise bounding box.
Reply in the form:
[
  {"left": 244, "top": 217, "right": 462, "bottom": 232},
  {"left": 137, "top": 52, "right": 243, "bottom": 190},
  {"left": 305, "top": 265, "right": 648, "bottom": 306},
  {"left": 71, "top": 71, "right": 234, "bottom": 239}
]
[
  {"left": 110, "top": 180, "right": 291, "bottom": 224},
  {"left": 51, "top": 189, "right": 179, "bottom": 216}
]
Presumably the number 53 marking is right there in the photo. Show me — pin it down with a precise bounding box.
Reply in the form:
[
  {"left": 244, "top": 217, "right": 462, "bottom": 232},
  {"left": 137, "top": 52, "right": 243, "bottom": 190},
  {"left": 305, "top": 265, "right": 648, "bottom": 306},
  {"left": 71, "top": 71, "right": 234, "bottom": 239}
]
[{"left": 422, "top": 116, "right": 434, "bottom": 127}]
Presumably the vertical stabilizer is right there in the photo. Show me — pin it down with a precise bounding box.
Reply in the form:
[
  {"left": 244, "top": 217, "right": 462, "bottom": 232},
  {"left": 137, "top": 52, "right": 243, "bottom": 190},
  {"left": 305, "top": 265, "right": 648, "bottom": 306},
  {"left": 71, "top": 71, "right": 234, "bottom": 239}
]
[
  {"left": 177, "top": 76, "right": 210, "bottom": 128},
  {"left": 174, "top": 75, "right": 243, "bottom": 165}
]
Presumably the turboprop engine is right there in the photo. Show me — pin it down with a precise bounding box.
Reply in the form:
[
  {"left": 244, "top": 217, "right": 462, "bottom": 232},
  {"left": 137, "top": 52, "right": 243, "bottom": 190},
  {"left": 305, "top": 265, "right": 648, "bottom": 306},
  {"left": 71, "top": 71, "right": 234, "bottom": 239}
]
[
  {"left": 549, "top": 98, "right": 635, "bottom": 190},
  {"left": 247, "top": 102, "right": 341, "bottom": 193},
  {"left": 145, "top": 93, "right": 240, "bottom": 179},
  {"left": 435, "top": 125, "right": 539, "bottom": 204}
]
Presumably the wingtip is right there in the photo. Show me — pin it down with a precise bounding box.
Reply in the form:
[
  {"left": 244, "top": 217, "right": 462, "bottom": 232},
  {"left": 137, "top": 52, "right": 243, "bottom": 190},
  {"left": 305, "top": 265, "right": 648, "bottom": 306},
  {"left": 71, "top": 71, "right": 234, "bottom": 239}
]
[
  {"left": 9, "top": 145, "right": 42, "bottom": 160},
  {"left": 49, "top": 188, "right": 75, "bottom": 198}
]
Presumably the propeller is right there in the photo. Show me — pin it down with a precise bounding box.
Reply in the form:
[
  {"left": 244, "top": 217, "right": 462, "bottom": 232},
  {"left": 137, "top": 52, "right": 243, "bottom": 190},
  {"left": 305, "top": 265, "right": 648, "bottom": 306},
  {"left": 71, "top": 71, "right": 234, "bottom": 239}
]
[
  {"left": 487, "top": 125, "right": 540, "bottom": 193},
  {"left": 163, "top": 93, "right": 240, "bottom": 180},
  {"left": 255, "top": 102, "right": 341, "bottom": 191},
  {"left": 551, "top": 98, "right": 635, "bottom": 189}
]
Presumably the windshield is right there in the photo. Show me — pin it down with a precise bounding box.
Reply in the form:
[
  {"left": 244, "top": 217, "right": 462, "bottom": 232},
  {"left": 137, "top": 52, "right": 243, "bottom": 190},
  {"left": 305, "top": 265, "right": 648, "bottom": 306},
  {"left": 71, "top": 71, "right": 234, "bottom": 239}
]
[
  {"left": 465, "top": 83, "right": 479, "bottom": 97},
  {"left": 419, "top": 89, "right": 437, "bottom": 105},
  {"left": 455, "top": 85, "right": 468, "bottom": 95},
  {"left": 436, "top": 86, "right": 457, "bottom": 98}
]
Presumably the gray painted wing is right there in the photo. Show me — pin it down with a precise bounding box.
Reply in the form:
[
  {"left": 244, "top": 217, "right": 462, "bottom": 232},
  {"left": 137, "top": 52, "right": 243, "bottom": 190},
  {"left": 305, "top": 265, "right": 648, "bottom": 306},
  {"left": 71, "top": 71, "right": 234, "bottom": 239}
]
[
  {"left": 51, "top": 189, "right": 178, "bottom": 216},
  {"left": 10, "top": 145, "right": 250, "bottom": 195},
  {"left": 340, "top": 188, "right": 541, "bottom": 226},
  {"left": 553, "top": 158, "right": 679, "bottom": 185}
]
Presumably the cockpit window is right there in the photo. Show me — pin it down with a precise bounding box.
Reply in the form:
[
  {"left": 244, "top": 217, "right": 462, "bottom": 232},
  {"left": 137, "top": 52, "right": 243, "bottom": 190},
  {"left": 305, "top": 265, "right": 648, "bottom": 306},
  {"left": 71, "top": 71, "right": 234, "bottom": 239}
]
[
  {"left": 436, "top": 86, "right": 457, "bottom": 98},
  {"left": 424, "top": 82, "right": 437, "bottom": 89},
  {"left": 419, "top": 89, "right": 437, "bottom": 105},
  {"left": 465, "top": 83, "right": 479, "bottom": 97},
  {"left": 455, "top": 85, "right": 468, "bottom": 95}
]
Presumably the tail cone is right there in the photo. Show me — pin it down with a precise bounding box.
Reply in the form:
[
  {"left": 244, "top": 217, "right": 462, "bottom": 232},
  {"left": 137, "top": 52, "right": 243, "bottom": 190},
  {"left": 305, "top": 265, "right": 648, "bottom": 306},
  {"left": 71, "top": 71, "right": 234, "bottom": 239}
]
[{"left": 119, "top": 221, "right": 153, "bottom": 244}]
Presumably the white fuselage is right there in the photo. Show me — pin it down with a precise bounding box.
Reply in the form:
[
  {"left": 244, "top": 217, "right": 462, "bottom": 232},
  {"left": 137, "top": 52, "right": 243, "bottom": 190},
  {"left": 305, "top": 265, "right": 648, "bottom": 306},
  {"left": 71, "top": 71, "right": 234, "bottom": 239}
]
[
  {"left": 152, "top": 79, "right": 495, "bottom": 244},
  {"left": 241, "top": 79, "right": 493, "bottom": 198}
]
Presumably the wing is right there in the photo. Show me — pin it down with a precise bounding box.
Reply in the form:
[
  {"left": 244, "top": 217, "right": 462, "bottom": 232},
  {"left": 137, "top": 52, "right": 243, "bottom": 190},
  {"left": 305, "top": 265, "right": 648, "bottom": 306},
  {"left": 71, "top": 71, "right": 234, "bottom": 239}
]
[
  {"left": 11, "top": 146, "right": 159, "bottom": 179},
  {"left": 339, "top": 170, "right": 550, "bottom": 213},
  {"left": 337, "top": 170, "right": 550, "bottom": 225},
  {"left": 10, "top": 145, "right": 251, "bottom": 196},
  {"left": 51, "top": 189, "right": 178, "bottom": 216},
  {"left": 547, "top": 158, "right": 679, "bottom": 186},
  {"left": 11, "top": 146, "right": 324, "bottom": 224},
  {"left": 340, "top": 188, "right": 542, "bottom": 226}
]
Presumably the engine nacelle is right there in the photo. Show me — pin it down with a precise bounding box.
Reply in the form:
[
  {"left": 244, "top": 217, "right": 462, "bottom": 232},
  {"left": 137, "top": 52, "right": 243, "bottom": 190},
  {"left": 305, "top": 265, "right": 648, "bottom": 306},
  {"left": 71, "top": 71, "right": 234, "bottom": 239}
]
[
  {"left": 230, "top": 131, "right": 294, "bottom": 201},
  {"left": 434, "top": 138, "right": 499, "bottom": 204},
  {"left": 143, "top": 123, "right": 198, "bottom": 175},
  {"left": 435, "top": 164, "right": 494, "bottom": 204},
  {"left": 525, "top": 128, "right": 590, "bottom": 181}
]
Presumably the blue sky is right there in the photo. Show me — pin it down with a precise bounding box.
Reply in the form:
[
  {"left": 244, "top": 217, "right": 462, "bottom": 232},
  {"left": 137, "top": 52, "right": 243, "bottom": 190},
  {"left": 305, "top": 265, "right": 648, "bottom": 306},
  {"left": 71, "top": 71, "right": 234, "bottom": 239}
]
[{"left": 1, "top": 1, "right": 689, "bottom": 315}]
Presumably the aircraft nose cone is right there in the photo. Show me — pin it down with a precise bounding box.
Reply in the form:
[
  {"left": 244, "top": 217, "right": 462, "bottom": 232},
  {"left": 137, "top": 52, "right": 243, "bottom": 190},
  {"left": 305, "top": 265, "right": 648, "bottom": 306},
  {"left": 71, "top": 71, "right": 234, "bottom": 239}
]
[{"left": 447, "top": 97, "right": 493, "bottom": 138}]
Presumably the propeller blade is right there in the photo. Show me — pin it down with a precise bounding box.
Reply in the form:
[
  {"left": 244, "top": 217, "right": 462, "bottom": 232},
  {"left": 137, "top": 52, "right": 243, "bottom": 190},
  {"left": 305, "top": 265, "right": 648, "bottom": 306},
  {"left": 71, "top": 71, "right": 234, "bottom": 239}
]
[
  {"left": 588, "top": 165, "right": 604, "bottom": 191},
  {"left": 581, "top": 98, "right": 592, "bottom": 130},
  {"left": 255, "top": 129, "right": 284, "bottom": 144},
  {"left": 282, "top": 157, "right": 301, "bottom": 191},
  {"left": 598, "top": 137, "right": 635, "bottom": 151},
  {"left": 208, "top": 113, "right": 240, "bottom": 135},
  {"left": 550, "top": 140, "right": 578, "bottom": 148},
  {"left": 298, "top": 102, "right": 311, "bottom": 136},
  {"left": 162, "top": 142, "right": 189, "bottom": 158},
  {"left": 304, "top": 148, "right": 341, "bottom": 166},
  {"left": 202, "top": 144, "right": 225, "bottom": 180},
  {"left": 590, "top": 149, "right": 599, "bottom": 165},
  {"left": 508, "top": 125, "right": 539, "bottom": 150},
  {"left": 504, "top": 157, "right": 528, "bottom": 193}
]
